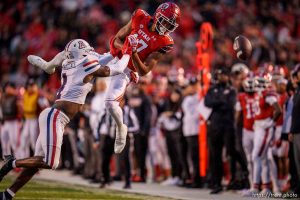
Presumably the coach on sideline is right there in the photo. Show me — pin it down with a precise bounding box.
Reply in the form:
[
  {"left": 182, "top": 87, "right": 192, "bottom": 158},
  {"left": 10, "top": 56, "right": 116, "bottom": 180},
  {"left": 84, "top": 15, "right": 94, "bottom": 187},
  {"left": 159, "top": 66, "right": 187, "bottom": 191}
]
[
  {"left": 290, "top": 64, "right": 300, "bottom": 196},
  {"left": 204, "top": 68, "right": 236, "bottom": 194}
]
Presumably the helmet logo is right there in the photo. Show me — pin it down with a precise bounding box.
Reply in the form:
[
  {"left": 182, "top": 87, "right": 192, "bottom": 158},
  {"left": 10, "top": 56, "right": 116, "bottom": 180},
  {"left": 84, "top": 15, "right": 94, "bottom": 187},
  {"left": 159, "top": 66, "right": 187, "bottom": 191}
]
[
  {"left": 160, "top": 3, "right": 169, "bottom": 11},
  {"left": 78, "top": 41, "right": 87, "bottom": 49}
]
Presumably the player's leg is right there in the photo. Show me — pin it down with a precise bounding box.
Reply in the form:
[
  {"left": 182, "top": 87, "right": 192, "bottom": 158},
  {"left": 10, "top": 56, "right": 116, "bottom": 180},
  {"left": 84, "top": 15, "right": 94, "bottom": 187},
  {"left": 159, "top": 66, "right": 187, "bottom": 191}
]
[
  {"left": 242, "top": 129, "right": 254, "bottom": 187},
  {"left": 107, "top": 54, "right": 131, "bottom": 75},
  {"left": 8, "top": 120, "right": 20, "bottom": 159},
  {"left": 20, "top": 119, "right": 30, "bottom": 158},
  {"left": 0, "top": 108, "right": 67, "bottom": 175},
  {"left": 105, "top": 73, "right": 129, "bottom": 153},
  {"left": 267, "top": 147, "right": 281, "bottom": 193},
  {"left": 0, "top": 167, "right": 39, "bottom": 199},
  {"left": 251, "top": 124, "right": 266, "bottom": 192},
  {"left": 29, "top": 118, "right": 38, "bottom": 152},
  {"left": 0, "top": 122, "right": 11, "bottom": 158},
  {"left": 279, "top": 141, "right": 290, "bottom": 191},
  {"left": 260, "top": 126, "right": 276, "bottom": 194}
]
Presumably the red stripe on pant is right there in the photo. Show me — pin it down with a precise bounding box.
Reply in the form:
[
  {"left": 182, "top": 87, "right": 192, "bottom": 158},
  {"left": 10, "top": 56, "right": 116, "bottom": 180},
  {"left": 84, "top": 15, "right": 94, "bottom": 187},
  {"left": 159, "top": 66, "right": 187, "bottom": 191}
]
[
  {"left": 50, "top": 110, "right": 60, "bottom": 167},
  {"left": 258, "top": 128, "right": 269, "bottom": 157}
]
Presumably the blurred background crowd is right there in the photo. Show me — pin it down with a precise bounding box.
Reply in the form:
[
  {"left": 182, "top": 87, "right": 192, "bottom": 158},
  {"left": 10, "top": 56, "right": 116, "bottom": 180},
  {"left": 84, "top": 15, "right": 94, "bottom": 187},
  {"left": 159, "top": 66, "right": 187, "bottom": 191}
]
[{"left": 0, "top": 0, "right": 300, "bottom": 196}]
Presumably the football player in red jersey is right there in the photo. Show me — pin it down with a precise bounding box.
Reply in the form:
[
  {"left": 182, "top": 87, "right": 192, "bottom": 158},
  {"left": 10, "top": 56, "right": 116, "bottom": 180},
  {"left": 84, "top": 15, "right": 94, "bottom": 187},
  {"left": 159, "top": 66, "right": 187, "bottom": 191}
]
[
  {"left": 243, "top": 73, "right": 282, "bottom": 196},
  {"left": 106, "top": 2, "right": 180, "bottom": 153},
  {"left": 235, "top": 75, "right": 259, "bottom": 188}
]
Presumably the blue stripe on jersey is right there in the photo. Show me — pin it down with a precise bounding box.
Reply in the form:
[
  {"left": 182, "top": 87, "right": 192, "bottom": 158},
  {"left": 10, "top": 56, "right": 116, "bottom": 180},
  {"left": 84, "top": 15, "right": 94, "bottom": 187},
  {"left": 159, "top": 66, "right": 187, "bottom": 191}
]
[
  {"left": 46, "top": 108, "right": 54, "bottom": 164},
  {"left": 84, "top": 64, "right": 100, "bottom": 72}
]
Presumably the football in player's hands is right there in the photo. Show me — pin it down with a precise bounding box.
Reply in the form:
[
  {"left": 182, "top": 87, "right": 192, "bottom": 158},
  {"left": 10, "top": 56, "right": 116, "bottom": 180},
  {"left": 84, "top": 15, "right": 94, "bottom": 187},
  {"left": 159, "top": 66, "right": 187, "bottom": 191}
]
[{"left": 233, "top": 35, "right": 252, "bottom": 61}]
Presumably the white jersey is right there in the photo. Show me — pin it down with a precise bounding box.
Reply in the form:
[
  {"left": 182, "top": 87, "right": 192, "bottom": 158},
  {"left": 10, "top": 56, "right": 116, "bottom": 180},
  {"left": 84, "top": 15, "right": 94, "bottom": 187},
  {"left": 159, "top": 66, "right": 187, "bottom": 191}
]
[{"left": 56, "top": 54, "right": 101, "bottom": 104}]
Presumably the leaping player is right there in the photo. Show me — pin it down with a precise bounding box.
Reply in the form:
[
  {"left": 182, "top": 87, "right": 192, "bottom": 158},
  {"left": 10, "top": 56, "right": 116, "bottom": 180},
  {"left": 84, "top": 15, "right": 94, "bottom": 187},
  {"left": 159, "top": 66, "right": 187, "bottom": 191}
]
[
  {"left": 0, "top": 38, "right": 137, "bottom": 200},
  {"left": 27, "top": 2, "right": 181, "bottom": 154},
  {"left": 106, "top": 2, "right": 180, "bottom": 153}
]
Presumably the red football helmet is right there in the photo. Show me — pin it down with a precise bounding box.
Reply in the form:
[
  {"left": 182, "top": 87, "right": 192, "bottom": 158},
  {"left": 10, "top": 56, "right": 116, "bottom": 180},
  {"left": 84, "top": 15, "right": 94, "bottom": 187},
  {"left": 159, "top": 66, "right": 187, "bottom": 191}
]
[{"left": 154, "top": 2, "right": 180, "bottom": 35}]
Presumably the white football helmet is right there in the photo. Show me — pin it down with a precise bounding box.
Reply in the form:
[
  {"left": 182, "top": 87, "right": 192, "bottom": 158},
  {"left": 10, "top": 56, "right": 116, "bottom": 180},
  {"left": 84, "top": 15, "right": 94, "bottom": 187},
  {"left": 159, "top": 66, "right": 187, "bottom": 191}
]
[
  {"left": 231, "top": 63, "right": 249, "bottom": 75},
  {"left": 64, "top": 39, "right": 94, "bottom": 59}
]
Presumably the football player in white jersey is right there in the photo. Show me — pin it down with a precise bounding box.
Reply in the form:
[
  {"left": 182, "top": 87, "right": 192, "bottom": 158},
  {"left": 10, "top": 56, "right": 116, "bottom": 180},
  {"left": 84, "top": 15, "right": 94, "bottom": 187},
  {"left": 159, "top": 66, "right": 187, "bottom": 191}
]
[
  {"left": 26, "top": 35, "right": 139, "bottom": 154},
  {"left": 0, "top": 37, "right": 137, "bottom": 200}
]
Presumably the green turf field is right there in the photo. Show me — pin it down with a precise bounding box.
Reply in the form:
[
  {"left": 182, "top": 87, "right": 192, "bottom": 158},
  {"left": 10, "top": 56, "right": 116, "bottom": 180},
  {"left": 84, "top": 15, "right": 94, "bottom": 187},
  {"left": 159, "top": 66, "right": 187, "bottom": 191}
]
[{"left": 0, "top": 178, "right": 169, "bottom": 200}]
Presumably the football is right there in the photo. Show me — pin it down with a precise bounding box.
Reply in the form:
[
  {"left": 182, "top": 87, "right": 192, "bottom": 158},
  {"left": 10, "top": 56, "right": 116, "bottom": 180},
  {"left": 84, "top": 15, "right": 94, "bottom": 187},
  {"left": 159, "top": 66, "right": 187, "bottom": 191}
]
[{"left": 233, "top": 35, "right": 252, "bottom": 61}]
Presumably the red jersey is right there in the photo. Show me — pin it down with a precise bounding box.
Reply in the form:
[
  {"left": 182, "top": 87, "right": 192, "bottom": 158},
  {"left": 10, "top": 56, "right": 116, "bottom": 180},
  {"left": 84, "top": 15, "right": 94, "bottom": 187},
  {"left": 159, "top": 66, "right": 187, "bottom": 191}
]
[
  {"left": 276, "top": 93, "right": 288, "bottom": 126},
  {"left": 236, "top": 92, "right": 259, "bottom": 131},
  {"left": 127, "top": 9, "right": 174, "bottom": 71},
  {"left": 255, "top": 90, "right": 278, "bottom": 120}
]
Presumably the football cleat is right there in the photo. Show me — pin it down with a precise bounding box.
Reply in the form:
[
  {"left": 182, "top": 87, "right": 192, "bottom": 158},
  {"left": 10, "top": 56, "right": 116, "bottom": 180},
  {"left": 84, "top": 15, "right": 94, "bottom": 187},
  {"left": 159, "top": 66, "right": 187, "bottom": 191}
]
[
  {"left": 27, "top": 55, "right": 55, "bottom": 74},
  {"left": 0, "top": 155, "right": 15, "bottom": 182},
  {"left": 241, "top": 188, "right": 259, "bottom": 197},
  {"left": 114, "top": 124, "right": 128, "bottom": 153}
]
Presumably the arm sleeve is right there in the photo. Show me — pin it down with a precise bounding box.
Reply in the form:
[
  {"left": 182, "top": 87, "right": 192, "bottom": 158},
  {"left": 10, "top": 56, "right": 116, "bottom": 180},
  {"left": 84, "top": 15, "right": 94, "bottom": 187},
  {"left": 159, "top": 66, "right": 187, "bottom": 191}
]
[{"left": 82, "top": 55, "right": 101, "bottom": 75}]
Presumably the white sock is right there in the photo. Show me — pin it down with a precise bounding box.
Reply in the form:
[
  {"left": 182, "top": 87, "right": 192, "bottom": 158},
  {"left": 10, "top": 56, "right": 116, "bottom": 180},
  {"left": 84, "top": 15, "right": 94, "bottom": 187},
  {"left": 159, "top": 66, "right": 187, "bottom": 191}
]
[
  {"left": 106, "top": 101, "right": 124, "bottom": 128},
  {"left": 109, "top": 54, "right": 130, "bottom": 76},
  {"left": 12, "top": 160, "right": 16, "bottom": 168},
  {"left": 6, "top": 189, "right": 15, "bottom": 197}
]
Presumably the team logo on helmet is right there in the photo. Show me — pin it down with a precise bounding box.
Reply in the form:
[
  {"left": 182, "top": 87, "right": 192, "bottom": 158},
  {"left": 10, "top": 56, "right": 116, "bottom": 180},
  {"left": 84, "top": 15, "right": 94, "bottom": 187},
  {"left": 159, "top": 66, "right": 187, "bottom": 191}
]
[
  {"left": 159, "top": 3, "right": 169, "bottom": 10},
  {"left": 78, "top": 41, "right": 87, "bottom": 49}
]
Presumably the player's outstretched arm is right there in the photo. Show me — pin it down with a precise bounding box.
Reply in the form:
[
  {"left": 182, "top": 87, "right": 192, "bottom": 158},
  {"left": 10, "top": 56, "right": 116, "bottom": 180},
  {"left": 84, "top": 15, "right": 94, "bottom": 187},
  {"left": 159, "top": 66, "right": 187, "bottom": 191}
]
[
  {"left": 132, "top": 51, "right": 162, "bottom": 76},
  {"left": 27, "top": 51, "right": 65, "bottom": 74}
]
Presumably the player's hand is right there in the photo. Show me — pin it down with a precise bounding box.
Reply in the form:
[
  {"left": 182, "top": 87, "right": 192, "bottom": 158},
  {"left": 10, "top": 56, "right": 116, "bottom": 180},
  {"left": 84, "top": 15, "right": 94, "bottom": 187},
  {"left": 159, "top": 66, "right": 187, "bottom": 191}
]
[
  {"left": 127, "top": 35, "right": 138, "bottom": 53},
  {"left": 109, "top": 37, "right": 121, "bottom": 57},
  {"left": 122, "top": 35, "right": 138, "bottom": 55},
  {"left": 130, "top": 71, "right": 139, "bottom": 83}
]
